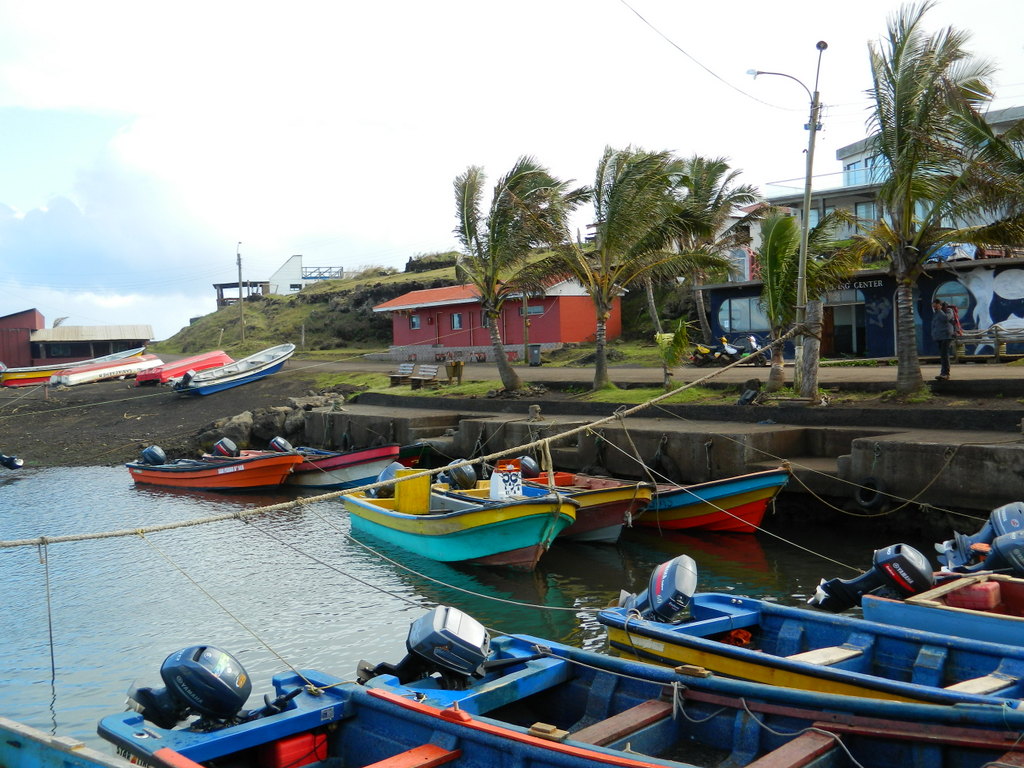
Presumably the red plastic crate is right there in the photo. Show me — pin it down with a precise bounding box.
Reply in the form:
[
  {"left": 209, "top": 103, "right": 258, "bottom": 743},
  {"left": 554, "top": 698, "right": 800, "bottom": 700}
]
[
  {"left": 257, "top": 732, "right": 327, "bottom": 768},
  {"left": 945, "top": 581, "right": 1001, "bottom": 611}
]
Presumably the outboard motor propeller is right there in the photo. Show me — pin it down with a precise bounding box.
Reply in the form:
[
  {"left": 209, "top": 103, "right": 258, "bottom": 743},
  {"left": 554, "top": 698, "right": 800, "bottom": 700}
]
[
  {"left": 617, "top": 555, "right": 698, "bottom": 623},
  {"left": 809, "top": 543, "right": 934, "bottom": 613},
  {"left": 0, "top": 453, "right": 23, "bottom": 470},
  {"left": 127, "top": 645, "right": 252, "bottom": 730},
  {"left": 357, "top": 605, "right": 490, "bottom": 690},
  {"left": 936, "top": 502, "right": 1024, "bottom": 571}
]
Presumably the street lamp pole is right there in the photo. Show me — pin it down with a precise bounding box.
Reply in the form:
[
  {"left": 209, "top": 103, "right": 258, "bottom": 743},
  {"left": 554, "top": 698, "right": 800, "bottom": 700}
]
[
  {"left": 749, "top": 41, "right": 827, "bottom": 394},
  {"left": 236, "top": 241, "right": 245, "bottom": 343}
]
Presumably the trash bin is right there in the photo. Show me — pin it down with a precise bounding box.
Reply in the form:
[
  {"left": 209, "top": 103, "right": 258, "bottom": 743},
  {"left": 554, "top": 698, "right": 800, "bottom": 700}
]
[
  {"left": 528, "top": 344, "right": 542, "bottom": 367},
  {"left": 445, "top": 360, "right": 464, "bottom": 384}
]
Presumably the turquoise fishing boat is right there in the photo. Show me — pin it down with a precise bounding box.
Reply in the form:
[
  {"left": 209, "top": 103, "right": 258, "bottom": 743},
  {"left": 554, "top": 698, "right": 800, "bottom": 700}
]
[{"left": 340, "top": 468, "right": 576, "bottom": 569}]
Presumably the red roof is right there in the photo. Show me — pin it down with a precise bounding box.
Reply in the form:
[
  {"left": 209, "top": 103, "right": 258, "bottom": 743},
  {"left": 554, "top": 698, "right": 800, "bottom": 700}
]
[{"left": 373, "top": 285, "right": 481, "bottom": 312}]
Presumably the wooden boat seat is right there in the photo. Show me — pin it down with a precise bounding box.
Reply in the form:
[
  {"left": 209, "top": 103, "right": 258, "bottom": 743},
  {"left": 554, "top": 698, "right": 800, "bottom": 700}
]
[
  {"left": 785, "top": 645, "right": 863, "bottom": 666},
  {"left": 743, "top": 729, "right": 837, "bottom": 767},
  {"left": 362, "top": 744, "right": 462, "bottom": 768},
  {"left": 944, "top": 673, "right": 1018, "bottom": 695},
  {"left": 569, "top": 698, "right": 674, "bottom": 746}
]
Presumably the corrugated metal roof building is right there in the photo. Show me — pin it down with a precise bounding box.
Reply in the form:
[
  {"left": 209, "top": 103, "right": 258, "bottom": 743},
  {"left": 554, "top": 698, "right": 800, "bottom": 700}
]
[{"left": 0, "top": 309, "right": 152, "bottom": 368}]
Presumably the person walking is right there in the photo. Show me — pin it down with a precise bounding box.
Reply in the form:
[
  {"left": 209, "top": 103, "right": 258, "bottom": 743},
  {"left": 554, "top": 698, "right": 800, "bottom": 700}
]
[{"left": 931, "top": 299, "right": 955, "bottom": 380}]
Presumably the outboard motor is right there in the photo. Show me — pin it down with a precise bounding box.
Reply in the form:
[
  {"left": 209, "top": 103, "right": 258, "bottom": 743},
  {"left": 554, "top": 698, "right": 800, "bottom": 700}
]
[
  {"left": 948, "top": 529, "right": 1024, "bottom": 575},
  {"left": 617, "top": 555, "right": 698, "bottom": 623},
  {"left": 808, "top": 543, "right": 934, "bottom": 613},
  {"left": 268, "top": 436, "right": 294, "bottom": 453},
  {"left": 437, "top": 460, "right": 477, "bottom": 490},
  {"left": 357, "top": 605, "right": 490, "bottom": 690},
  {"left": 212, "top": 438, "right": 240, "bottom": 458},
  {"left": 518, "top": 456, "right": 541, "bottom": 478},
  {"left": 0, "top": 452, "right": 23, "bottom": 470},
  {"left": 368, "top": 461, "right": 404, "bottom": 498},
  {"left": 127, "top": 645, "right": 252, "bottom": 730},
  {"left": 139, "top": 446, "right": 167, "bottom": 466},
  {"left": 936, "top": 502, "right": 1024, "bottom": 571}
]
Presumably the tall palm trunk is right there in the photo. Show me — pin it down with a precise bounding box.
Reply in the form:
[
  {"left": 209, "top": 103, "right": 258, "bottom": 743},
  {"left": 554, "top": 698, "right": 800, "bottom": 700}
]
[
  {"left": 487, "top": 314, "right": 521, "bottom": 390},
  {"left": 643, "top": 277, "right": 663, "bottom": 335},
  {"left": 894, "top": 272, "right": 923, "bottom": 392},
  {"left": 766, "top": 331, "right": 786, "bottom": 392},
  {"left": 693, "top": 282, "right": 712, "bottom": 342},
  {"left": 593, "top": 314, "right": 611, "bottom": 389}
]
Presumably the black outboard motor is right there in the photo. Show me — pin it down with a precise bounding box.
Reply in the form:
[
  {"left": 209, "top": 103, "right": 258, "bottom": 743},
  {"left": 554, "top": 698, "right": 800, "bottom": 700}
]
[
  {"left": 139, "top": 446, "right": 166, "bottom": 466},
  {"left": 0, "top": 452, "right": 23, "bottom": 470},
  {"left": 357, "top": 605, "right": 490, "bottom": 690},
  {"left": 808, "top": 543, "right": 934, "bottom": 613},
  {"left": 368, "top": 461, "right": 404, "bottom": 498},
  {"left": 517, "top": 456, "right": 541, "bottom": 478},
  {"left": 617, "top": 555, "right": 698, "bottom": 623},
  {"left": 437, "top": 460, "right": 477, "bottom": 490},
  {"left": 127, "top": 646, "right": 252, "bottom": 730},
  {"left": 936, "top": 502, "right": 1024, "bottom": 571}
]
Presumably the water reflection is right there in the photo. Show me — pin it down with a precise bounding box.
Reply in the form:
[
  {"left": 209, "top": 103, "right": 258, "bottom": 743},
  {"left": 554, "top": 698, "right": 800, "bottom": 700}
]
[{"left": 0, "top": 466, "right": 929, "bottom": 752}]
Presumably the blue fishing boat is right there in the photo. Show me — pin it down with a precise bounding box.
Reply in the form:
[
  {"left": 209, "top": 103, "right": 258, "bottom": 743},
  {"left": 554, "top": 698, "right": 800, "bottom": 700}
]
[
  {"left": 598, "top": 553, "right": 1024, "bottom": 706},
  {"left": 96, "top": 606, "right": 1024, "bottom": 768},
  {"left": 862, "top": 572, "right": 1024, "bottom": 645},
  {"left": 173, "top": 343, "right": 294, "bottom": 395},
  {"left": 341, "top": 466, "right": 577, "bottom": 569},
  {"left": 1, "top": 717, "right": 132, "bottom": 768}
]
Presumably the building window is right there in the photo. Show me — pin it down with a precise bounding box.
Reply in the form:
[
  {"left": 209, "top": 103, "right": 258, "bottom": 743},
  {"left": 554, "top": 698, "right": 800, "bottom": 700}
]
[
  {"left": 855, "top": 201, "right": 877, "bottom": 223},
  {"left": 934, "top": 282, "right": 970, "bottom": 316},
  {"left": 518, "top": 305, "right": 544, "bottom": 316},
  {"left": 409, "top": 314, "right": 421, "bottom": 330},
  {"left": 480, "top": 311, "right": 490, "bottom": 328},
  {"left": 289, "top": 284, "right": 302, "bottom": 291},
  {"left": 717, "top": 297, "right": 769, "bottom": 334},
  {"left": 451, "top": 313, "right": 463, "bottom": 330}
]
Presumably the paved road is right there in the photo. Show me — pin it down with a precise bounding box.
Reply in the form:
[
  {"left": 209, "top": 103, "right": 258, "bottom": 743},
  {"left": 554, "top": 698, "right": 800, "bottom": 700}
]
[{"left": 289, "top": 354, "right": 1021, "bottom": 390}]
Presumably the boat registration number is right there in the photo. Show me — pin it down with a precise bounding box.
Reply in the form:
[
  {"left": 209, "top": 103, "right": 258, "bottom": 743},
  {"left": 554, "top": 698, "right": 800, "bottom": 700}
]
[{"left": 217, "top": 465, "right": 246, "bottom": 475}]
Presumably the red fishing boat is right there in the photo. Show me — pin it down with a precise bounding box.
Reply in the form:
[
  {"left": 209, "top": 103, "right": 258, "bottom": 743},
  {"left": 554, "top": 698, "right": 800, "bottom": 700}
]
[
  {"left": 135, "top": 350, "right": 235, "bottom": 385},
  {"left": 125, "top": 443, "right": 303, "bottom": 491}
]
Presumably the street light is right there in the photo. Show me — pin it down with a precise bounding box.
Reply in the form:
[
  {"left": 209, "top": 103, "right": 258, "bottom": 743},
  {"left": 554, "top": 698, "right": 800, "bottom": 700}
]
[{"left": 748, "top": 40, "right": 827, "bottom": 394}]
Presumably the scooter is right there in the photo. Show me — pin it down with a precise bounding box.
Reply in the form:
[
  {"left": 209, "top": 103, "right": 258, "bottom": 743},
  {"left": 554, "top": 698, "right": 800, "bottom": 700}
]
[
  {"left": 689, "top": 340, "right": 721, "bottom": 366},
  {"left": 738, "top": 334, "right": 770, "bottom": 367}
]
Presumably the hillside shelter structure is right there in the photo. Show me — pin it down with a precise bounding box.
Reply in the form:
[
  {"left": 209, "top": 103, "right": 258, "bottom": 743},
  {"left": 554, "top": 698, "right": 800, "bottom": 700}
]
[
  {"left": 373, "top": 281, "right": 620, "bottom": 362},
  {"left": 0, "top": 309, "right": 153, "bottom": 369}
]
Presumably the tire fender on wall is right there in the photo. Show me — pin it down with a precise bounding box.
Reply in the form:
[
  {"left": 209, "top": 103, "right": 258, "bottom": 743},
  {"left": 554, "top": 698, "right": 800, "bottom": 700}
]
[{"left": 854, "top": 477, "right": 887, "bottom": 510}]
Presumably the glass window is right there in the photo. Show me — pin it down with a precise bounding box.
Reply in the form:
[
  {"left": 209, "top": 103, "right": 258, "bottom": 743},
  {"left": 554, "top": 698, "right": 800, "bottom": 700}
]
[
  {"left": 808, "top": 209, "right": 821, "bottom": 228},
  {"left": 409, "top": 314, "right": 420, "bottom": 330},
  {"left": 855, "top": 201, "right": 877, "bottom": 222},
  {"left": 480, "top": 311, "right": 490, "bottom": 328},
  {"left": 717, "top": 297, "right": 769, "bottom": 333},
  {"left": 518, "top": 305, "right": 544, "bottom": 316},
  {"left": 934, "top": 282, "right": 970, "bottom": 315},
  {"left": 451, "top": 313, "right": 463, "bottom": 330}
]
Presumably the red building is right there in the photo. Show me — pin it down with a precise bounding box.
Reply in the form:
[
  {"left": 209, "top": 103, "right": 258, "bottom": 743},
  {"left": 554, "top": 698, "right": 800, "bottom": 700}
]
[
  {"left": 0, "top": 309, "right": 152, "bottom": 369},
  {"left": 372, "top": 281, "right": 621, "bottom": 362}
]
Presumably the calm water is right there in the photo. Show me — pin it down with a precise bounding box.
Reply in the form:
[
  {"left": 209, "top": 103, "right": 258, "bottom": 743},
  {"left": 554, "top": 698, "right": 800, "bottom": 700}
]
[{"left": 0, "top": 466, "right": 928, "bottom": 751}]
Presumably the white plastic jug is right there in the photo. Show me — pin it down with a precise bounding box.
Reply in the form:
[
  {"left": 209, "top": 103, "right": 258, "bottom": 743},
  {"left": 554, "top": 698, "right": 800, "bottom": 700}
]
[{"left": 489, "top": 458, "right": 523, "bottom": 499}]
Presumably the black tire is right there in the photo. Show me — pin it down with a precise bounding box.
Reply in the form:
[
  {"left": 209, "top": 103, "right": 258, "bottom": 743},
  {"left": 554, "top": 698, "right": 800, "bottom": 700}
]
[{"left": 854, "top": 477, "right": 887, "bottom": 510}]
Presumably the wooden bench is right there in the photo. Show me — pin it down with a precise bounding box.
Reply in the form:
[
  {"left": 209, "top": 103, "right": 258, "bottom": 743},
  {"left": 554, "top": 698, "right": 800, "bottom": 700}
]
[
  {"left": 363, "top": 744, "right": 461, "bottom": 768},
  {"left": 408, "top": 364, "right": 440, "bottom": 389},
  {"left": 568, "top": 698, "right": 674, "bottom": 746},
  {"left": 786, "top": 645, "right": 863, "bottom": 666},
  {"left": 955, "top": 327, "right": 1024, "bottom": 362},
  {"left": 389, "top": 362, "right": 416, "bottom": 386}
]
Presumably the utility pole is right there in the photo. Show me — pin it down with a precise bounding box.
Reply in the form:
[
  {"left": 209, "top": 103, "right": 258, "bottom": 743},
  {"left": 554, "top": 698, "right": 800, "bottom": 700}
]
[{"left": 236, "top": 242, "right": 245, "bottom": 343}]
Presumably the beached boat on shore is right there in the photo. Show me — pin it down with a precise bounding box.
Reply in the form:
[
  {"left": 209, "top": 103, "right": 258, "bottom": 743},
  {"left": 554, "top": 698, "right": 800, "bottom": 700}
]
[
  {"left": 135, "top": 350, "right": 234, "bottom": 385},
  {"left": 96, "top": 606, "right": 1024, "bottom": 768},
  {"left": 50, "top": 354, "right": 163, "bottom": 386},
  {"left": 172, "top": 343, "right": 294, "bottom": 395},
  {"left": 0, "top": 347, "right": 146, "bottom": 387}
]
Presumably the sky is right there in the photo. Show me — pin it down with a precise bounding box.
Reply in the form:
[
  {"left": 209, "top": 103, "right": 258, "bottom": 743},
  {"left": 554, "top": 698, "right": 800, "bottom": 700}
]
[{"left": 0, "top": 1, "right": 1021, "bottom": 341}]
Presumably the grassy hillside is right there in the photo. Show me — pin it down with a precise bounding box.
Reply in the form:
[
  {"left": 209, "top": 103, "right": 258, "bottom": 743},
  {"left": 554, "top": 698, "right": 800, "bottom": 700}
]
[{"left": 152, "top": 258, "right": 460, "bottom": 356}]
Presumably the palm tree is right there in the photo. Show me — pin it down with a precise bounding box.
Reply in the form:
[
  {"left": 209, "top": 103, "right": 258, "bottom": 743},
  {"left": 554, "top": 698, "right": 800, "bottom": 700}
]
[
  {"left": 849, "top": 1, "right": 1024, "bottom": 393},
  {"left": 674, "top": 156, "right": 763, "bottom": 342},
  {"left": 518, "top": 146, "right": 728, "bottom": 390},
  {"left": 756, "top": 211, "right": 859, "bottom": 391},
  {"left": 453, "top": 157, "right": 587, "bottom": 391}
]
